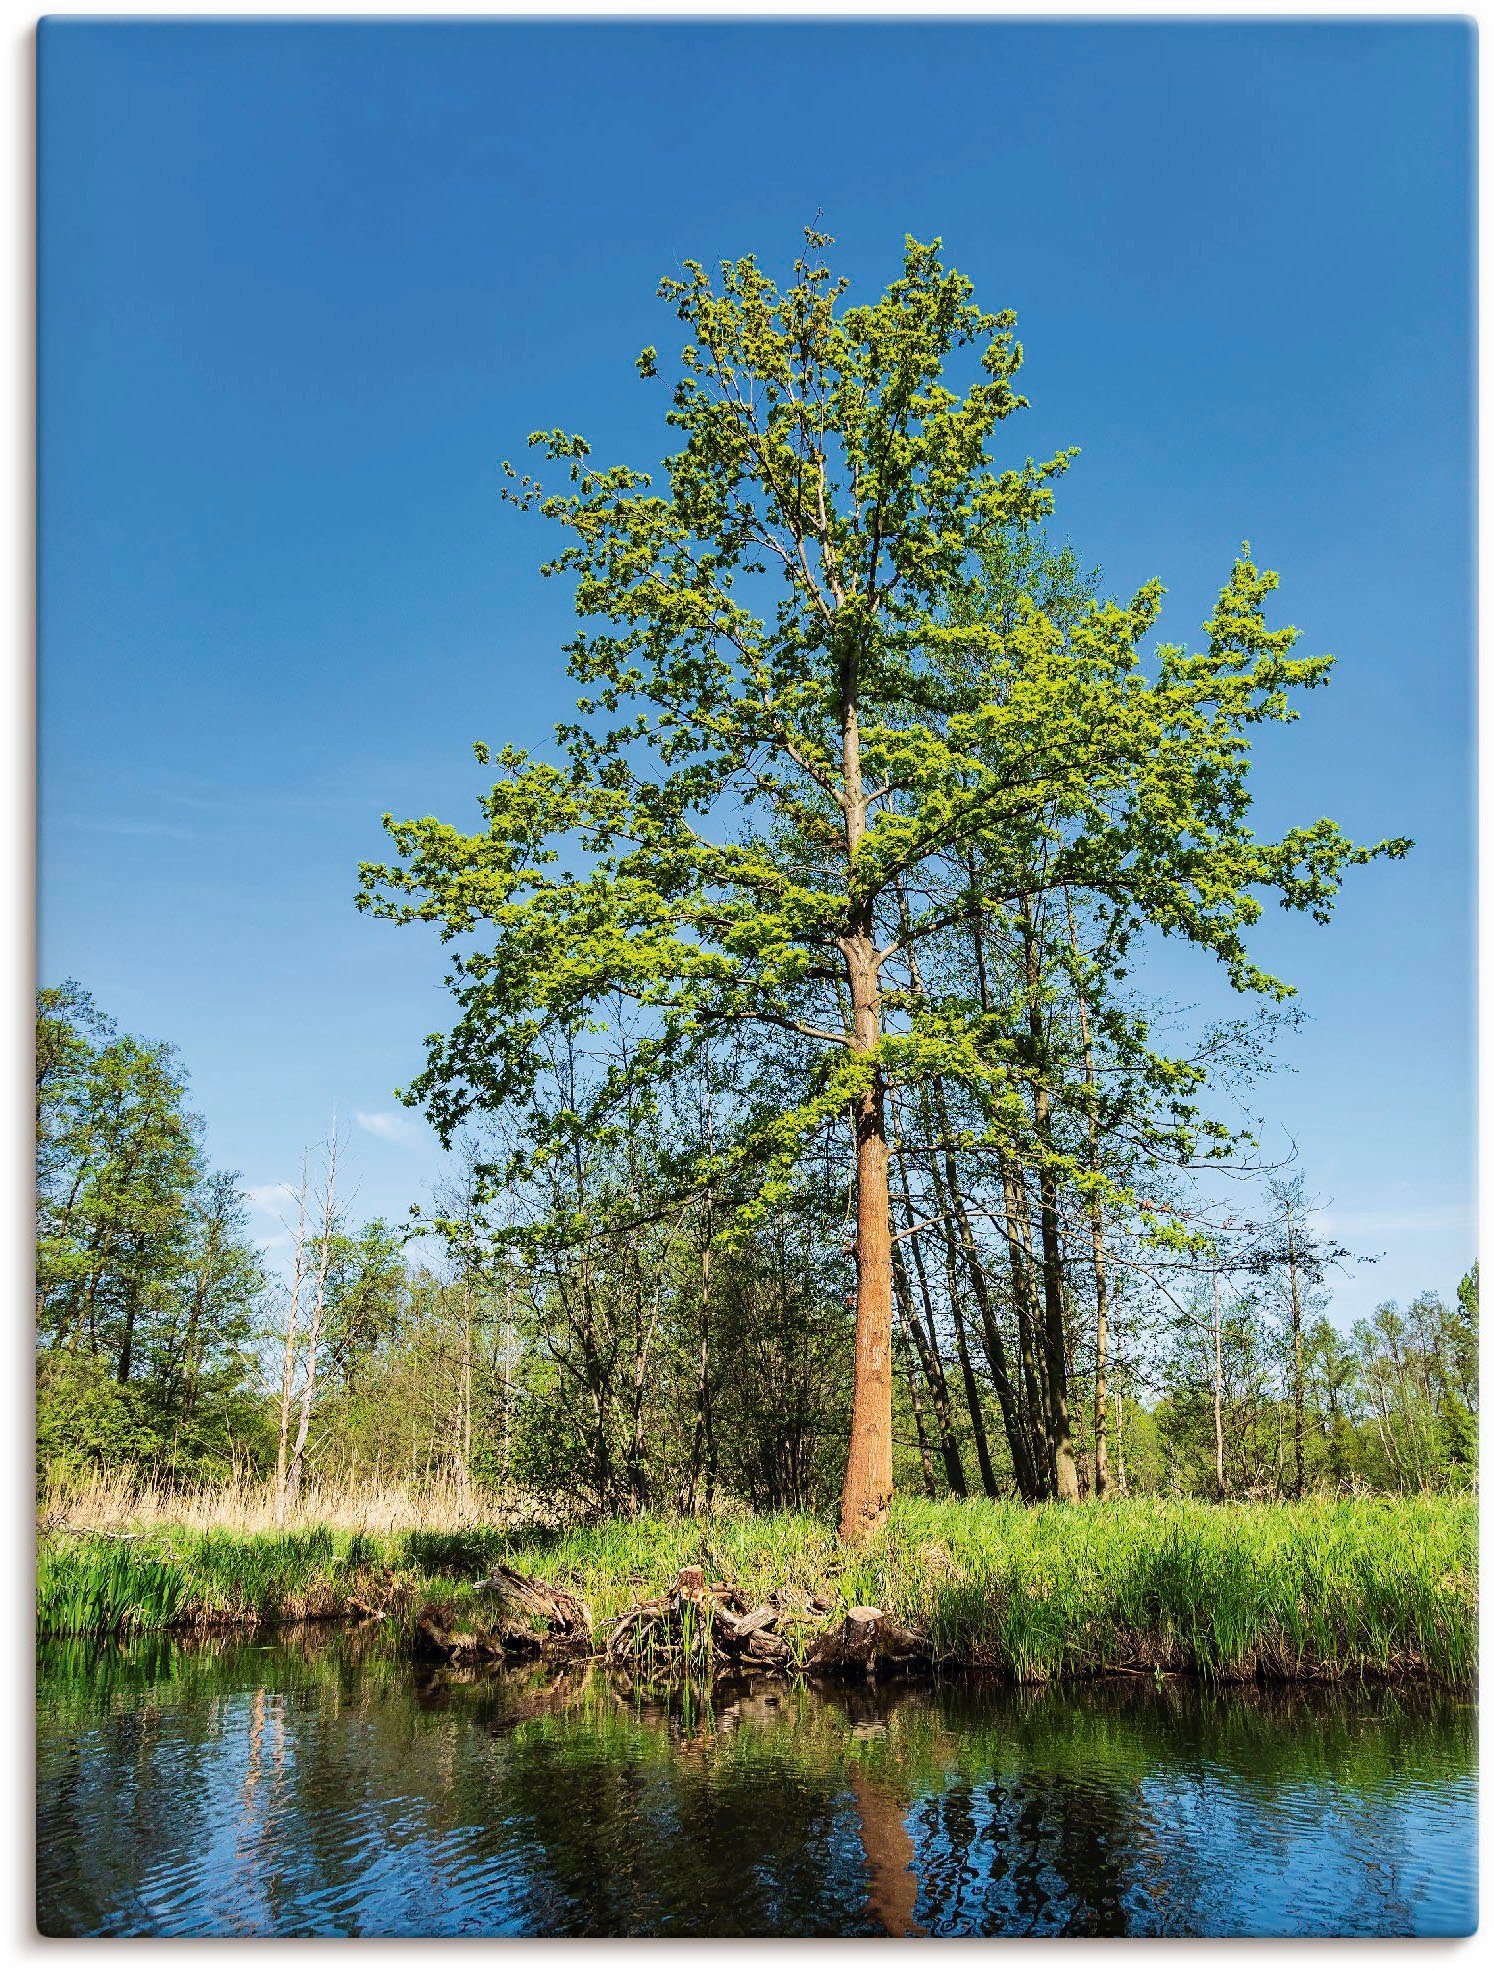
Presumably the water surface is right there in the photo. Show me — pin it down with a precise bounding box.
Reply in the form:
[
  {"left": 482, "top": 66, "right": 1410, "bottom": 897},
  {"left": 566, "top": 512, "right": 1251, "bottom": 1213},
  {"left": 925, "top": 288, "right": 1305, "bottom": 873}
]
[{"left": 37, "top": 1635, "right": 1475, "bottom": 1937}]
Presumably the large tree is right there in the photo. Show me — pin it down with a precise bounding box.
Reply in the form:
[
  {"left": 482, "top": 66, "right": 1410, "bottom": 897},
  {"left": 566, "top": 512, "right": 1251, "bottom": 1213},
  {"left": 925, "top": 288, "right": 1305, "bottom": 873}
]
[{"left": 360, "top": 234, "right": 1404, "bottom": 1538}]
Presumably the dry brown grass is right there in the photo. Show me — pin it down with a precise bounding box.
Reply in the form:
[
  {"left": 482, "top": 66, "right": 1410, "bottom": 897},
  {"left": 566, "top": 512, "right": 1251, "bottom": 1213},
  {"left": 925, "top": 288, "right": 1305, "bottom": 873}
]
[{"left": 37, "top": 1468, "right": 562, "bottom": 1539}]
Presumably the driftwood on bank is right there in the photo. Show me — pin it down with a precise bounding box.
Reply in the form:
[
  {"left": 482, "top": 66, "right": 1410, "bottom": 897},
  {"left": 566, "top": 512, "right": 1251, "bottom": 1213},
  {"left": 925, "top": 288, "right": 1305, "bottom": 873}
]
[
  {"left": 411, "top": 1563, "right": 931, "bottom": 1678},
  {"left": 605, "top": 1565, "right": 795, "bottom": 1669}
]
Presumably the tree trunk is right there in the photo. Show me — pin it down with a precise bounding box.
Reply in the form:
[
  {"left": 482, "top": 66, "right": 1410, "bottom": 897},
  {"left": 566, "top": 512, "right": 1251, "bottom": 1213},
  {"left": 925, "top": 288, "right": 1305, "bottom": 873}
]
[
  {"left": 501, "top": 1276, "right": 514, "bottom": 1485},
  {"left": 1065, "top": 890, "right": 1111, "bottom": 1498},
  {"left": 839, "top": 929, "right": 894, "bottom": 1543},
  {"left": 926, "top": 1097, "right": 1037, "bottom": 1501},
  {"left": 999, "top": 1153, "right": 1053, "bottom": 1496},
  {"left": 275, "top": 1156, "right": 310, "bottom": 1522},
  {"left": 116, "top": 1273, "right": 138, "bottom": 1385},
  {"left": 965, "top": 877, "right": 1049, "bottom": 1497},
  {"left": 1020, "top": 904, "right": 1080, "bottom": 1502},
  {"left": 284, "top": 1131, "right": 339, "bottom": 1509},
  {"left": 892, "top": 895, "right": 1036, "bottom": 1501},
  {"left": 1211, "top": 1261, "right": 1227, "bottom": 1499},
  {"left": 890, "top": 1217, "right": 966, "bottom": 1495},
  {"left": 460, "top": 1271, "right": 474, "bottom": 1502},
  {"left": 894, "top": 1308, "right": 939, "bottom": 1498},
  {"left": 179, "top": 1225, "right": 220, "bottom": 1424},
  {"left": 684, "top": 1213, "right": 717, "bottom": 1513},
  {"left": 936, "top": 1208, "right": 999, "bottom": 1496},
  {"left": 627, "top": 1297, "right": 653, "bottom": 1511},
  {"left": 1285, "top": 1206, "right": 1306, "bottom": 1499}
]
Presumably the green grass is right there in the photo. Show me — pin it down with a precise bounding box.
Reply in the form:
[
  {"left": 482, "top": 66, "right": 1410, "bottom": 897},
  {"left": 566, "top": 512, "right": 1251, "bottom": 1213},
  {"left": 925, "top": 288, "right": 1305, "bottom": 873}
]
[{"left": 34, "top": 1495, "right": 1476, "bottom": 1686}]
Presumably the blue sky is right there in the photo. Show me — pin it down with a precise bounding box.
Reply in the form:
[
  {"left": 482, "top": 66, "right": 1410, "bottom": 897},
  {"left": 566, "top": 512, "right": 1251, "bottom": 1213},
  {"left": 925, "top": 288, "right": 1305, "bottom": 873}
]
[{"left": 38, "top": 19, "right": 1473, "bottom": 1320}]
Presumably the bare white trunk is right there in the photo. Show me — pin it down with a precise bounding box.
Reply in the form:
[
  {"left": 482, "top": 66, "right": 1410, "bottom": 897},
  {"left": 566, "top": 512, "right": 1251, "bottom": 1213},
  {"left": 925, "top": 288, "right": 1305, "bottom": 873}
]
[
  {"left": 1212, "top": 1263, "right": 1226, "bottom": 1498},
  {"left": 274, "top": 1155, "right": 310, "bottom": 1525},
  {"left": 460, "top": 1270, "right": 474, "bottom": 1500},
  {"left": 283, "top": 1125, "right": 341, "bottom": 1509}
]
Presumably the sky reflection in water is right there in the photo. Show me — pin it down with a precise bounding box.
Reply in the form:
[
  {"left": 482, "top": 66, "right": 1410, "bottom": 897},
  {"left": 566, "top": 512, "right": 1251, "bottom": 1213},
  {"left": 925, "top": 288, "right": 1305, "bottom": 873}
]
[{"left": 36, "top": 1636, "right": 1476, "bottom": 1938}]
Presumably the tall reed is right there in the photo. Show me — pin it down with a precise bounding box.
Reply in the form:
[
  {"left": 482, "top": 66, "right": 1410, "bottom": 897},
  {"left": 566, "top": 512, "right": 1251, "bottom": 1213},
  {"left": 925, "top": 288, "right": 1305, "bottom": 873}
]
[{"left": 35, "top": 1492, "right": 1476, "bottom": 1685}]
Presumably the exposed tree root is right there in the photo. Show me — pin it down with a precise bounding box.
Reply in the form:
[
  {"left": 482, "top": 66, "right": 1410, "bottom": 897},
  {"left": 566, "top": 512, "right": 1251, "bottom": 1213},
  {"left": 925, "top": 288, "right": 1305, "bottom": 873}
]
[
  {"left": 413, "top": 1564, "right": 591, "bottom": 1662},
  {"left": 606, "top": 1566, "right": 795, "bottom": 1671},
  {"left": 413, "top": 1566, "right": 934, "bottom": 1679}
]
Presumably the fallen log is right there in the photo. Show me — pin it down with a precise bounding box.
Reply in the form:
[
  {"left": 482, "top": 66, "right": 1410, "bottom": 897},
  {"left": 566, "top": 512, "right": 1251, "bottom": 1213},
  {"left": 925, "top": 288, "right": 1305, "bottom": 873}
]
[{"left": 717, "top": 1604, "right": 777, "bottom": 1643}]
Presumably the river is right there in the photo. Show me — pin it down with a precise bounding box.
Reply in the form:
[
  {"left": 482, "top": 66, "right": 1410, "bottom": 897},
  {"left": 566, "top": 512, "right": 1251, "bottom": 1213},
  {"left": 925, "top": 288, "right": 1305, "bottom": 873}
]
[{"left": 36, "top": 1635, "right": 1475, "bottom": 1937}]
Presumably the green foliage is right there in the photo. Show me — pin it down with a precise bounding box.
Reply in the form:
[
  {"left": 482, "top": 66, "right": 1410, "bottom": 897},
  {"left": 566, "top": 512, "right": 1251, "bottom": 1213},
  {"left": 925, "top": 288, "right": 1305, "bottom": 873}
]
[
  {"left": 359, "top": 233, "right": 1404, "bottom": 1240},
  {"left": 321, "top": 1219, "right": 409, "bottom": 1398},
  {"left": 37, "top": 1351, "right": 165, "bottom": 1480},
  {"left": 35, "top": 984, "right": 267, "bottom": 1481},
  {"left": 1348, "top": 1281, "right": 1480, "bottom": 1489},
  {"left": 1154, "top": 1261, "right": 1479, "bottom": 1498},
  {"left": 35, "top": 247, "right": 1438, "bottom": 1533},
  {"left": 877, "top": 1495, "right": 1475, "bottom": 1685}
]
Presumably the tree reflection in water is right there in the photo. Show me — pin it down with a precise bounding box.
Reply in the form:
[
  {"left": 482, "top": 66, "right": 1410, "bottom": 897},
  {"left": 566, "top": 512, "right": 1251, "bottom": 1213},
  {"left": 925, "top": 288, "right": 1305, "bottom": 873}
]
[{"left": 37, "top": 1637, "right": 1475, "bottom": 1938}]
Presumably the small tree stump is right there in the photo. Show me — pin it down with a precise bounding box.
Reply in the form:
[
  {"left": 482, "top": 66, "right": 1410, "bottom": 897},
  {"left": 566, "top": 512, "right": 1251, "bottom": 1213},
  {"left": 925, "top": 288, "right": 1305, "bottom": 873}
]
[{"left": 807, "top": 1606, "right": 930, "bottom": 1679}]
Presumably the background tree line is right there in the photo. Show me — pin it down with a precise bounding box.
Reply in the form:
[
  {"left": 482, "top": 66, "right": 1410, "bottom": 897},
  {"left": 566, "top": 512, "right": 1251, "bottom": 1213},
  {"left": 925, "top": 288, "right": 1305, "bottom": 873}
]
[{"left": 35, "top": 982, "right": 1477, "bottom": 1509}]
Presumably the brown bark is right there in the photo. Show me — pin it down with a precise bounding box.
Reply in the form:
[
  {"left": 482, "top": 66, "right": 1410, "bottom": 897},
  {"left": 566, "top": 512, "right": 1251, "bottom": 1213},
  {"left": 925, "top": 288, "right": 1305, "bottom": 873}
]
[
  {"left": 833, "top": 601, "right": 897, "bottom": 1542},
  {"left": 839, "top": 925, "right": 895, "bottom": 1543}
]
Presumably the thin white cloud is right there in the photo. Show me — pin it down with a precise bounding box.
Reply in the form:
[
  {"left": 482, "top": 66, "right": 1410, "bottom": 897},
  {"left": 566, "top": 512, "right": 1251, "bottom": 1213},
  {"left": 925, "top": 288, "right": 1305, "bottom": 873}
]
[
  {"left": 355, "top": 1109, "right": 424, "bottom": 1148},
  {"left": 58, "top": 815, "right": 196, "bottom": 840},
  {"left": 246, "top": 1181, "right": 298, "bottom": 1215},
  {"left": 1313, "top": 1206, "right": 1473, "bottom": 1239}
]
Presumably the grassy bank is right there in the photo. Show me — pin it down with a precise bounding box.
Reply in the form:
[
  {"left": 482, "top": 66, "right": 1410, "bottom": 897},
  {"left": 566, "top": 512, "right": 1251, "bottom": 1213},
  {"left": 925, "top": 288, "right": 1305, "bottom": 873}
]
[{"left": 35, "top": 1494, "right": 1476, "bottom": 1686}]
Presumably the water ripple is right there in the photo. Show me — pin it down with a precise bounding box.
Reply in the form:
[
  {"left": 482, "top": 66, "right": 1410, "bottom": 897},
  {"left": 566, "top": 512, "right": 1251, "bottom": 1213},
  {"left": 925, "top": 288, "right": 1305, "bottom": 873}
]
[{"left": 36, "top": 1642, "right": 1477, "bottom": 1938}]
